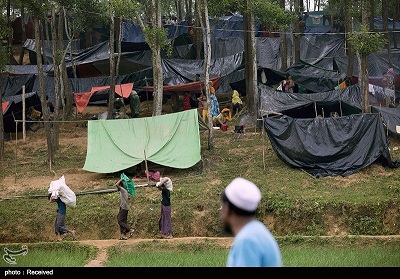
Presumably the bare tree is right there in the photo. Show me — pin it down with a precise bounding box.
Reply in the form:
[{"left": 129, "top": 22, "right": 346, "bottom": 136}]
[
  {"left": 382, "top": 0, "right": 392, "bottom": 68},
  {"left": 134, "top": 0, "right": 169, "bottom": 116},
  {"left": 348, "top": 0, "right": 385, "bottom": 113},
  {"left": 107, "top": 4, "right": 116, "bottom": 120},
  {"left": 0, "top": 5, "right": 12, "bottom": 161},
  {"left": 34, "top": 11, "right": 55, "bottom": 168},
  {"left": 50, "top": 4, "right": 60, "bottom": 152},
  {"left": 197, "top": 0, "right": 214, "bottom": 149}
]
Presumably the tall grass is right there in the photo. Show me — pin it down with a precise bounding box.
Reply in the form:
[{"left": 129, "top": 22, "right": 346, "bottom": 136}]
[
  {"left": 103, "top": 237, "right": 400, "bottom": 267},
  {"left": 105, "top": 241, "right": 400, "bottom": 267},
  {"left": 0, "top": 242, "right": 96, "bottom": 267},
  {"left": 0, "top": 231, "right": 399, "bottom": 267}
]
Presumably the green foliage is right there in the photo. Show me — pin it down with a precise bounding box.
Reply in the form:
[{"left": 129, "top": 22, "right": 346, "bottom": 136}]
[
  {"left": 0, "top": 242, "right": 97, "bottom": 267},
  {"left": 207, "top": 0, "right": 295, "bottom": 30},
  {"left": 0, "top": 13, "right": 12, "bottom": 73},
  {"left": 112, "top": 0, "right": 140, "bottom": 19},
  {"left": 24, "top": 0, "right": 50, "bottom": 18},
  {"left": 0, "top": 45, "right": 9, "bottom": 73},
  {"left": 143, "top": 25, "right": 172, "bottom": 56},
  {"left": 348, "top": 25, "right": 385, "bottom": 54},
  {"left": 253, "top": 0, "right": 295, "bottom": 28}
]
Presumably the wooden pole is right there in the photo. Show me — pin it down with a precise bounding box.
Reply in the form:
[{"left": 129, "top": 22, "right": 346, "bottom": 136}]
[
  {"left": 144, "top": 149, "right": 150, "bottom": 184},
  {"left": 314, "top": 102, "right": 317, "bottom": 117},
  {"left": 22, "top": 85, "right": 26, "bottom": 141},
  {"left": 15, "top": 119, "right": 18, "bottom": 184},
  {"left": 261, "top": 105, "right": 266, "bottom": 170}
]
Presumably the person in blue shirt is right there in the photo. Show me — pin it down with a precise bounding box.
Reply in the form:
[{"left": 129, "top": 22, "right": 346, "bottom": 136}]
[
  {"left": 48, "top": 194, "right": 76, "bottom": 242},
  {"left": 219, "top": 177, "right": 282, "bottom": 267}
]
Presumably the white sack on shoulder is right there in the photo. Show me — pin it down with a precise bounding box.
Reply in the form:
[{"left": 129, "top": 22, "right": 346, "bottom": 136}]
[{"left": 48, "top": 175, "right": 77, "bottom": 208}]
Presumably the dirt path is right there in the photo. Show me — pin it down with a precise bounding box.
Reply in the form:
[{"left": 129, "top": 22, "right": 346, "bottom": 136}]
[
  {"left": 78, "top": 237, "right": 234, "bottom": 267},
  {"left": 78, "top": 235, "right": 400, "bottom": 267}
]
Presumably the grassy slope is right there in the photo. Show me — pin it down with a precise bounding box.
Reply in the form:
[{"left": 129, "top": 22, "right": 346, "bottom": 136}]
[{"left": 0, "top": 106, "right": 400, "bottom": 243}]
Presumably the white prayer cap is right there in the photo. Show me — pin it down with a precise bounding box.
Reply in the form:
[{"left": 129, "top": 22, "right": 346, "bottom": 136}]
[{"left": 224, "top": 177, "right": 261, "bottom": 212}]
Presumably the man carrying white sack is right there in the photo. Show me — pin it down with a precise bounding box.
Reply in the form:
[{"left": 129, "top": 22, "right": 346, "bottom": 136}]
[
  {"left": 48, "top": 193, "right": 76, "bottom": 242},
  {"left": 47, "top": 176, "right": 77, "bottom": 242}
]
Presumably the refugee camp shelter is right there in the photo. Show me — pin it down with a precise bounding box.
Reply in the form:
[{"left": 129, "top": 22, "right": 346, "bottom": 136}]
[
  {"left": 82, "top": 109, "right": 201, "bottom": 174},
  {"left": 259, "top": 84, "right": 400, "bottom": 177}
]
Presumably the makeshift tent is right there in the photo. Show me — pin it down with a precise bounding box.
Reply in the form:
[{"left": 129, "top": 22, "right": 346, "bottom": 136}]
[
  {"left": 259, "top": 84, "right": 399, "bottom": 177},
  {"left": 371, "top": 105, "right": 400, "bottom": 138},
  {"left": 74, "top": 83, "right": 133, "bottom": 113},
  {"left": 2, "top": 101, "right": 10, "bottom": 113},
  {"left": 83, "top": 109, "right": 201, "bottom": 174},
  {"left": 2, "top": 91, "right": 41, "bottom": 133},
  {"left": 142, "top": 77, "right": 220, "bottom": 94}
]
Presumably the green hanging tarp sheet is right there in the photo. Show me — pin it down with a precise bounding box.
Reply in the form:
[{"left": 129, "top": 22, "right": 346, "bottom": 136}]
[{"left": 83, "top": 109, "right": 201, "bottom": 173}]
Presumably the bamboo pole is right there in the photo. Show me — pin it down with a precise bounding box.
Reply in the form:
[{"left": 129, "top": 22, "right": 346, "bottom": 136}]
[
  {"left": 14, "top": 118, "right": 18, "bottom": 184},
  {"left": 261, "top": 104, "right": 266, "bottom": 170},
  {"left": 144, "top": 149, "right": 150, "bottom": 184},
  {"left": 22, "top": 85, "right": 26, "bottom": 141},
  {"left": 314, "top": 102, "right": 317, "bottom": 117}
]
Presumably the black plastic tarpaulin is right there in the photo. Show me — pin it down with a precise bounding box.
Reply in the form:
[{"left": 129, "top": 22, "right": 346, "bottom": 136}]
[
  {"left": 371, "top": 105, "right": 400, "bottom": 138},
  {"left": 259, "top": 84, "right": 399, "bottom": 177}
]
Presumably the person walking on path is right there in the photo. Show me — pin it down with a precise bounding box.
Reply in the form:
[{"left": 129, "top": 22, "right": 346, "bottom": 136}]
[
  {"left": 156, "top": 177, "right": 174, "bottom": 239},
  {"left": 219, "top": 177, "right": 282, "bottom": 267},
  {"left": 48, "top": 194, "right": 76, "bottom": 242},
  {"left": 115, "top": 178, "right": 135, "bottom": 240}
]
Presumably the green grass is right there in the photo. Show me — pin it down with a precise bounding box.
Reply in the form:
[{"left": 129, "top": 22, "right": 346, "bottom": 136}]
[
  {"left": 0, "top": 108, "right": 400, "bottom": 263},
  {"left": 106, "top": 249, "right": 228, "bottom": 267},
  {"left": 0, "top": 242, "right": 97, "bottom": 267},
  {"left": 104, "top": 237, "right": 400, "bottom": 267},
  {"left": 2, "top": 237, "right": 397, "bottom": 267},
  {"left": 281, "top": 246, "right": 400, "bottom": 267},
  {"left": 105, "top": 246, "right": 400, "bottom": 267}
]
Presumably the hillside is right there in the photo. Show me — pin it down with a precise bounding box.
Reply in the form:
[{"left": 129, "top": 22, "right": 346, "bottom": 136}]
[{"left": 1, "top": 101, "right": 400, "bottom": 244}]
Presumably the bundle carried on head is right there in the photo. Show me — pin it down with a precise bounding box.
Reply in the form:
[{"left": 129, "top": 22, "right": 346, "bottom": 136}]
[
  {"left": 48, "top": 175, "right": 76, "bottom": 208},
  {"left": 120, "top": 173, "right": 136, "bottom": 196},
  {"left": 156, "top": 177, "right": 173, "bottom": 191}
]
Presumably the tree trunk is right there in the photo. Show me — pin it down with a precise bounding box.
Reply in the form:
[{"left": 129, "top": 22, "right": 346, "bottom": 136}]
[
  {"left": 243, "top": 8, "right": 257, "bottom": 115},
  {"left": 198, "top": 0, "right": 213, "bottom": 150},
  {"left": 392, "top": 0, "right": 398, "bottom": 49},
  {"left": 360, "top": 0, "right": 370, "bottom": 113},
  {"left": 0, "top": 77, "right": 4, "bottom": 161},
  {"left": 153, "top": 0, "right": 164, "bottom": 116},
  {"left": 18, "top": 4, "right": 26, "bottom": 65},
  {"left": 108, "top": 15, "right": 116, "bottom": 120},
  {"left": 34, "top": 16, "right": 54, "bottom": 168},
  {"left": 280, "top": 0, "right": 288, "bottom": 71},
  {"left": 369, "top": 0, "right": 375, "bottom": 31},
  {"left": 51, "top": 6, "right": 60, "bottom": 153},
  {"left": 153, "top": 46, "right": 163, "bottom": 115},
  {"left": 194, "top": 0, "right": 202, "bottom": 60},
  {"left": 116, "top": 16, "right": 122, "bottom": 77},
  {"left": 61, "top": 7, "right": 73, "bottom": 118},
  {"left": 345, "top": 2, "right": 354, "bottom": 80},
  {"left": 294, "top": 0, "right": 301, "bottom": 63},
  {"left": 382, "top": 0, "right": 392, "bottom": 68}
]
